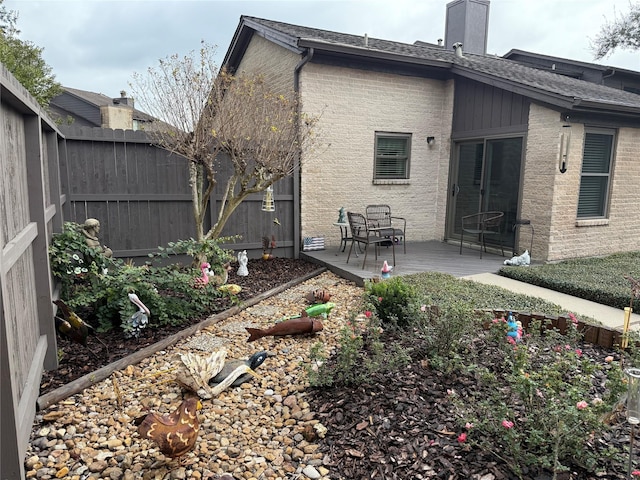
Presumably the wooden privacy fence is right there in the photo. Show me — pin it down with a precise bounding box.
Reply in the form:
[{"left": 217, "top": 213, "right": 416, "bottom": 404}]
[
  {"left": 59, "top": 126, "right": 298, "bottom": 262},
  {"left": 1, "top": 65, "right": 63, "bottom": 479}
]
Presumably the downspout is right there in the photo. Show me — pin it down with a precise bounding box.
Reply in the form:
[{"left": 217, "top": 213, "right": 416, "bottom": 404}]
[
  {"left": 293, "top": 47, "right": 314, "bottom": 258},
  {"left": 294, "top": 47, "right": 314, "bottom": 92}
]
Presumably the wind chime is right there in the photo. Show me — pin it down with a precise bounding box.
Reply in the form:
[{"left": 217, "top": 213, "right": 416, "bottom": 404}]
[{"left": 261, "top": 185, "right": 275, "bottom": 212}]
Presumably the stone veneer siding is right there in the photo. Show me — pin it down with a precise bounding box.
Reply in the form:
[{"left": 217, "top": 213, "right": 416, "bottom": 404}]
[{"left": 523, "top": 103, "right": 640, "bottom": 262}]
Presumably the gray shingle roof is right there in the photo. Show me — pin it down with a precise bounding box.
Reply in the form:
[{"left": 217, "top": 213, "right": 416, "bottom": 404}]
[{"left": 235, "top": 16, "right": 640, "bottom": 115}]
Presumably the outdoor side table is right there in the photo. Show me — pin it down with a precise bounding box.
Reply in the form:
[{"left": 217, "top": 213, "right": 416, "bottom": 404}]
[{"left": 333, "top": 222, "right": 350, "bottom": 253}]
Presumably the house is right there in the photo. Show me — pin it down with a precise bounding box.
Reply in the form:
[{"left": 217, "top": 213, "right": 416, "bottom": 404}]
[
  {"left": 49, "top": 87, "right": 155, "bottom": 130},
  {"left": 221, "top": 0, "right": 640, "bottom": 263}
]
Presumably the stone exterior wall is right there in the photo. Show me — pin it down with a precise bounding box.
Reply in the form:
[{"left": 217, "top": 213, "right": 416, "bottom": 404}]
[
  {"left": 524, "top": 103, "right": 640, "bottom": 262},
  {"left": 298, "top": 63, "right": 454, "bottom": 248}
]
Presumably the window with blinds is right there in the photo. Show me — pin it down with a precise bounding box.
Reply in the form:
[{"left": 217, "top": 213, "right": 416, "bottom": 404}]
[
  {"left": 577, "top": 129, "right": 615, "bottom": 218},
  {"left": 374, "top": 132, "right": 411, "bottom": 180}
]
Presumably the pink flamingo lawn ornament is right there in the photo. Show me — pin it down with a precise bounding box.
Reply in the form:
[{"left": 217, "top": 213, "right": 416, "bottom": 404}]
[{"left": 194, "top": 262, "right": 211, "bottom": 288}]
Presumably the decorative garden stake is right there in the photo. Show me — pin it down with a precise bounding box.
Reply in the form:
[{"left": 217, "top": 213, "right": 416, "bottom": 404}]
[
  {"left": 626, "top": 368, "right": 640, "bottom": 477},
  {"left": 237, "top": 250, "right": 248, "bottom": 277}
]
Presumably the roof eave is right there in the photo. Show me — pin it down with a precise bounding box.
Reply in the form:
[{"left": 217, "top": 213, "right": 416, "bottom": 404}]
[
  {"left": 223, "top": 16, "right": 304, "bottom": 71},
  {"left": 297, "top": 38, "right": 451, "bottom": 69},
  {"left": 451, "top": 65, "right": 577, "bottom": 109}
]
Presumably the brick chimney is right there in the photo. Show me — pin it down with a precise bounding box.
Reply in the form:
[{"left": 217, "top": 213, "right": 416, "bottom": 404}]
[{"left": 444, "top": 0, "right": 490, "bottom": 55}]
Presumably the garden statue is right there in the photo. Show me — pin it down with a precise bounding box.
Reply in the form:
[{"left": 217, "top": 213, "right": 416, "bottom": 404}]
[
  {"left": 381, "top": 260, "right": 392, "bottom": 279},
  {"left": 504, "top": 249, "right": 530, "bottom": 266},
  {"left": 506, "top": 311, "right": 522, "bottom": 343},
  {"left": 82, "top": 218, "right": 112, "bottom": 258},
  {"left": 337, "top": 207, "right": 346, "bottom": 224},
  {"left": 237, "top": 250, "right": 249, "bottom": 276}
]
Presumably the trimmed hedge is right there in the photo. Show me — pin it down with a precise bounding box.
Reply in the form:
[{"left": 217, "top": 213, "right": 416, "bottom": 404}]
[{"left": 498, "top": 251, "right": 640, "bottom": 312}]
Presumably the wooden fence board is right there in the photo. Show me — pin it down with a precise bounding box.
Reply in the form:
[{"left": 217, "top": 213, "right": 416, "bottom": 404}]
[{"left": 1, "top": 64, "right": 62, "bottom": 479}]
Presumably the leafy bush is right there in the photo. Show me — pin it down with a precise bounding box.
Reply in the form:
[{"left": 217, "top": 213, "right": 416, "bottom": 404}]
[
  {"left": 49, "top": 222, "right": 122, "bottom": 304},
  {"left": 453, "top": 317, "right": 627, "bottom": 478},
  {"left": 364, "top": 277, "right": 418, "bottom": 326},
  {"left": 150, "top": 236, "right": 238, "bottom": 271},
  {"left": 499, "top": 251, "right": 640, "bottom": 312},
  {"left": 306, "top": 308, "right": 410, "bottom": 387},
  {"left": 49, "top": 226, "right": 227, "bottom": 335}
]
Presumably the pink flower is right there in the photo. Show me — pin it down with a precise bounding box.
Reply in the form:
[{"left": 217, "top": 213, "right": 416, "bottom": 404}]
[
  {"left": 576, "top": 400, "right": 588, "bottom": 410},
  {"left": 421, "top": 305, "right": 427, "bottom": 312},
  {"left": 465, "top": 422, "right": 474, "bottom": 430},
  {"left": 378, "top": 297, "right": 383, "bottom": 302},
  {"left": 565, "top": 344, "right": 572, "bottom": 350},
  {"left": 457, "top": 432, "right": 467, "bottom": 443},
  {"left": 575, "top": 348, "right": 583, "bottom": 356},
  {"left": 364, "top": 310, "right": 372, "bottom": 318},
  {"left": 632, "top": 470, "right": 640, "bottom": 477},
  {"left": 501, "top": 420, "right": 514, "bottom": 429},
  {"left": 569, "top": 313, "right": 578, "bottom": 325}
]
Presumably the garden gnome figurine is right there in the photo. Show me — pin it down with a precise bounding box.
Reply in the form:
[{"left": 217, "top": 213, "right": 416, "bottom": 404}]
[
  {"left": 237, "top": 250, "right": 249, "bottom": 277},
  {"left": 381, "top": 260, "right": 392, "bottom": 279},
  {"left": 337, "top": 207, "right": 346, "bottom": 224},
  {"left": 82, "top": 218, "right": 112, "bottom": 258}
]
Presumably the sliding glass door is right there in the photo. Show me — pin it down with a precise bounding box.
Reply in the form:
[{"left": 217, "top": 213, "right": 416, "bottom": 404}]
[{"left": 449, "top": 137, "right": 523, "bottom": 251}]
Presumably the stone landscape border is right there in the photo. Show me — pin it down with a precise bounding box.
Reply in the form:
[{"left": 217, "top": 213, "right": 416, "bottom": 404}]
[
  {"left": 477, "top": 308, "right": 624, "bottom": 348},
  {"left": 36, "top": 267, "right": 327, "bottom": 411}
]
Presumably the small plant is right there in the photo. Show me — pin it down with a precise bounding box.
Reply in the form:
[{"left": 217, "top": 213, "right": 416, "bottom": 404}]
[
  {"left": 150, "top": 236, "right": 237, "bottom": 267},
  {"left": 262, "top": 235, "right": 276, "bottom": 259},
  {"left": 306, "top": 307, "right": 410, "bottom": 387},
  {"left": 364, "top": 277, "right": 418, "bottom": 326}
]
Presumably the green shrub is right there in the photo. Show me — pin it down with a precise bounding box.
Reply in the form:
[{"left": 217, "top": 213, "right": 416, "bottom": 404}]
[
  {"left": 452, "top": 317, "right": 627, "bottom": 478},
  {"left": 49, "top": 228, "right": 226, "bottom": 335},
  {"left": 499, "top": 251, "right": 640, "bottom": 312},
  {"left": 306, "top": 308, "right": 410, "bottom": 387},
  {"left": 364, "top": 277, "right": 418, "bottom": 326},
  {"left": 150, "top": 236, "right": 238, "bottom": 270}
]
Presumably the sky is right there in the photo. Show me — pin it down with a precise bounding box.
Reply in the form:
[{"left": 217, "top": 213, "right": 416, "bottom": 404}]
[{"left": 4, "top": 0, "right": 640, "bottom": 98}]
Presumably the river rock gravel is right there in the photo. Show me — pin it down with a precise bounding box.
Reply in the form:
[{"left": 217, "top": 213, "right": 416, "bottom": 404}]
[{"left": 26, "top": 271, "right": 362, "bottom": 480}]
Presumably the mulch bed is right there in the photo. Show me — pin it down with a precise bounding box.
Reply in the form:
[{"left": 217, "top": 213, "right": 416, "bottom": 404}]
[
  {"left": 42, "top": 259, "right": 633, "bottom": 479},
  {"left": 308, "top": 329, "right": 631, "bottom": 480}
]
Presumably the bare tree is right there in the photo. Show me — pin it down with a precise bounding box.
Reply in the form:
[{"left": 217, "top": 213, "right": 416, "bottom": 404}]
[
  {"left": 591, "top": 2, "right": 640, "bottom": 59},
  {"left": 130, "top": 41, "right": 319, "bottom": 241}
]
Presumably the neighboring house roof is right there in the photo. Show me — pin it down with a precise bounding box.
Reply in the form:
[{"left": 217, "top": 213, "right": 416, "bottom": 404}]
[
  {"left": 49, "top": 87, "right": 156, "bottom": 127},
  {"left": 224, "top": 16, "right": 640, "bottom": 122}
]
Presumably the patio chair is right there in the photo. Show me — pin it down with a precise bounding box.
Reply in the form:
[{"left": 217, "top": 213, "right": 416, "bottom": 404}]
[
  {"left": 346, "top": 211, "right": 396, "bottom": 269},
  {"left": 459, "top": 211, "right": 505, "bottom": 259},
  {"left": 365, "top": 204, "right": 406, "bottom": 254}
]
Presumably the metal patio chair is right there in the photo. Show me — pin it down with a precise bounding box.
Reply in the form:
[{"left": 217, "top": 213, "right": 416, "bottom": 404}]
[
  {"left": 347, "top": 211, "right": 396, "bottom": 269},
  {"left": 459, "top": 211, "right": 505, "bottom": 259},
  {"left": 365, "top": 204, "right": 406, "bottom": 254}
]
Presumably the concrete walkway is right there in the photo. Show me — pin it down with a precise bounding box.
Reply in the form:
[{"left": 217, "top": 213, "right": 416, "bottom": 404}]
[{"left": 464, "top": 273, "right": 640, "bottom": 331}]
